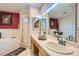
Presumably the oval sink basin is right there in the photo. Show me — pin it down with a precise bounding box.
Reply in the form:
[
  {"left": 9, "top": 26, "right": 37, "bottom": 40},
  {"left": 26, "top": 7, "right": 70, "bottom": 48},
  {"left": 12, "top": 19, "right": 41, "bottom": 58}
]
[{"left": 46, "top": 42, "right": 73, "bottom": 55}]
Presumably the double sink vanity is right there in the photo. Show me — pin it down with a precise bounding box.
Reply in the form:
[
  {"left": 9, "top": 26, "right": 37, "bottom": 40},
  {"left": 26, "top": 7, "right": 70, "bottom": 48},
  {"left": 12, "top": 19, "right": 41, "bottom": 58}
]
[
  {"left": 31, "top": 34, "right": 79, "bottom": 56},
  {"left": 31, "top": 3, "right": 78, "bottom": 56}
]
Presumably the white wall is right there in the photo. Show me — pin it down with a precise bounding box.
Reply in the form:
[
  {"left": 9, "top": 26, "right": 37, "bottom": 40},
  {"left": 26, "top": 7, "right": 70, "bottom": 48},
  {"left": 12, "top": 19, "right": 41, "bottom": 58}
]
[
  {"left": 28, "top": 7, "right": 40, "bottom": 48},
  {"left": 19, "top": 12, "right": 29, "bottom": 47},
  {"left": 59, "top": 13, "right": 75, "bottom": 41},
  {"left": 29, "top": 7, "right": 40, "bottom": 33},
  {"left": 0, "top": 12, "right": 29, "bottom": 49},
  {"left": 40, "top": 3, "right": 49, "bottom": 14},
  {"left": 0, "top": 29, "right": 20, "bottom": 40}
]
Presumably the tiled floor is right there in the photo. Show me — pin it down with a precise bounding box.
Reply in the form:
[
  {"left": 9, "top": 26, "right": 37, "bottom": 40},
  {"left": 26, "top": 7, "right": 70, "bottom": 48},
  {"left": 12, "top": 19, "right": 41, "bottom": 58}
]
[
  {"left": 18, "top": 48, "right": 32, "bottom": 56},
  {"left": 18, "top": 50, "right": 27, "bottom": 56}
]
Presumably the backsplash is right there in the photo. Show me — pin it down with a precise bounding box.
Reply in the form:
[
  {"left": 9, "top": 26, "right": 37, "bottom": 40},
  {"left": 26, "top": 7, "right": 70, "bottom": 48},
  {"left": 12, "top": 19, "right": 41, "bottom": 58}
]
[{"left": 0, "top": 29, "right": 20, "bottom": 38}]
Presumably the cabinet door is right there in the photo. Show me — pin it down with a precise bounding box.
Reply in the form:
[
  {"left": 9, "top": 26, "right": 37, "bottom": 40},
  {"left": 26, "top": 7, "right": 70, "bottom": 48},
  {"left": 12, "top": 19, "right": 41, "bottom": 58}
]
[
  {"left": 31, "top": 38, "right": 39, "bottom": 56},
  {"left": 39, "top": 46, "right": 48, "bottom": 56},
  {"left": 39, "top": 52, "right": 43, "bottom": 56}
]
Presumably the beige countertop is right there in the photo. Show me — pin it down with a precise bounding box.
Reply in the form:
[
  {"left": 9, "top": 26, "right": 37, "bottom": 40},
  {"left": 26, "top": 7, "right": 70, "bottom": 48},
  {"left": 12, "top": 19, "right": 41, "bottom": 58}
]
[{"left": 31, "top": 34, "right": 79, "bottom": 56}]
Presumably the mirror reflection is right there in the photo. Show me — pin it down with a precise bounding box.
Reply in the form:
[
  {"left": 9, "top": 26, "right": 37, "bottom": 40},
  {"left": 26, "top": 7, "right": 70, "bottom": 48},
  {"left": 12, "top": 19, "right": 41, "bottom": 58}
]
[
  {"left": 43, "top": 3, "right": 76, "bottom": 42},
  {"left": 32, "top": 16, "right": 47, "bottom": 37}
]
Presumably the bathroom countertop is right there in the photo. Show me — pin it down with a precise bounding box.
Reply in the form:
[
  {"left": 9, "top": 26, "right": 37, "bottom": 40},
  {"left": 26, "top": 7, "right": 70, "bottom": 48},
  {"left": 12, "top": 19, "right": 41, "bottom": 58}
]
[{"left": 31, "top": 34, "right": 79, "bottom": 56}]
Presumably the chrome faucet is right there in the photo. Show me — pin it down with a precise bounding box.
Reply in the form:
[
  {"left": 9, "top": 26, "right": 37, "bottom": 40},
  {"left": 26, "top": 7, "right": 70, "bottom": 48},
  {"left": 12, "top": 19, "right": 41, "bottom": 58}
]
[
  {"left": 57, "top": 36, "right": 66, "bottom": 46},
  {"left": 38, "top": 31, "right": 46, "bottom": 40}
]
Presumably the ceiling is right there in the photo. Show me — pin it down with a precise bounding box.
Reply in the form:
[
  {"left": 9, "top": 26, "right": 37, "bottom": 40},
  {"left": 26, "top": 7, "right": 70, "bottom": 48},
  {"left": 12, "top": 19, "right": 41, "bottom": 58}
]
[
  {"left": 48, "top": 3, "right": 76, "bottom": 18},
  {"left": 0, "top": 3, "right": 43, "bottom": 13}
]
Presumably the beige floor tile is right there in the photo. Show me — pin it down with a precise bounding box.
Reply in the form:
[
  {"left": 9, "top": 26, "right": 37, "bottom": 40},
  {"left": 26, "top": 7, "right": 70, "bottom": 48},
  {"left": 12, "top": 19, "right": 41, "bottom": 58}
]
[{"left": 18, "top": 50, "right": 27, "bottom": 56}]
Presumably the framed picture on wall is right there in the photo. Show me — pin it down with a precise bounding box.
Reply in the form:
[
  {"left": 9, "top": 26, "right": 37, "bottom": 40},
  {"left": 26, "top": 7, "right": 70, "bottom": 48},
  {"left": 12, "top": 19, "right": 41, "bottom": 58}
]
[
  {"left": 0, "top": 14, "right": 12, "bottom": 25},
  {"left": 50, "top": 18, "right": 59, "bottom": 29}
]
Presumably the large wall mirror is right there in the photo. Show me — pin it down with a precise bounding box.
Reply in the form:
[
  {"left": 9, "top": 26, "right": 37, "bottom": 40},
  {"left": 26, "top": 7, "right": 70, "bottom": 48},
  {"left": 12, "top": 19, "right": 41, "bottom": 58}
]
[{"left": 42, "top": 3, "right": 76, "bottom": 42}]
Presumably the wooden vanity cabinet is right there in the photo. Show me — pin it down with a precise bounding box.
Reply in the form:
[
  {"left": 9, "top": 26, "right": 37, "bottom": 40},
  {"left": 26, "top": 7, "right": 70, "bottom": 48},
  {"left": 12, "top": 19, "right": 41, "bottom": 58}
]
[
  {"left": 31, "top": 37, "right": 39, "bottom": 56},
  {"left": 39, "top": 46, "right": 48, "bottom": 56},
  {"left": 31, "top": 37, "right": 48, "bottom": 56}
]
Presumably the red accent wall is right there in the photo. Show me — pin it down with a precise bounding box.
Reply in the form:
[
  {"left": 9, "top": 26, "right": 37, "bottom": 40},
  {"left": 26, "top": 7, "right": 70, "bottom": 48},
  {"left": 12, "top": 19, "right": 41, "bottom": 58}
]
[
  {"left": 50, "top": 18, "right": 59, "bottom": 29},
  {"left": 0, "top": 11, "right": 19, "bottom": 29}
]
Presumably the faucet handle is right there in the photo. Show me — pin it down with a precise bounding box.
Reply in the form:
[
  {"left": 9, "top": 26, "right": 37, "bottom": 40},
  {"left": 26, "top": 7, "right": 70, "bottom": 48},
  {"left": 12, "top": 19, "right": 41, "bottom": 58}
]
[
  {"left": 44, "top": 31, "right": 46, "bottom": 35},
  {"left": 68, "top": 35, "right": 73, "bottom": 41},
  {"left": 58, "top": 36, "right": 66, "bottom": 46}
]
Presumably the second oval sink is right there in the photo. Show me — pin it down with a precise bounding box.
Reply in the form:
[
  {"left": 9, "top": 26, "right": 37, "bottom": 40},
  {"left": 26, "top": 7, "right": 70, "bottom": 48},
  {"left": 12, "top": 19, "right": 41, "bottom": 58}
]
[{"left": 46, "top": 42, "right": 73, "bottom": 55}]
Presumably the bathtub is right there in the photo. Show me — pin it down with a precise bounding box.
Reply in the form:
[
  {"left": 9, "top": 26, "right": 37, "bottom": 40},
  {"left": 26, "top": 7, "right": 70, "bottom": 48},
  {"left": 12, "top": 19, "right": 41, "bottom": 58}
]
[{"left": 0, "top": 38, "right": 20, "bottom": 55}]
